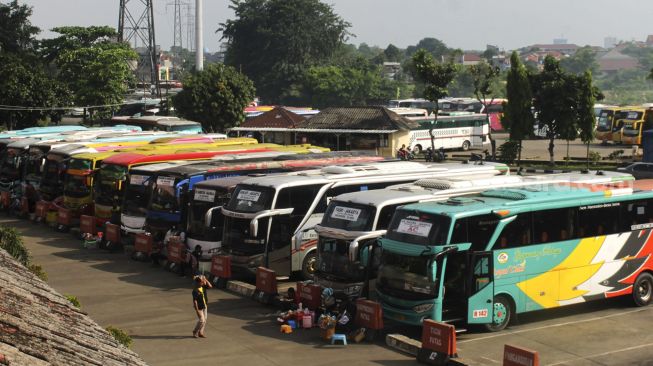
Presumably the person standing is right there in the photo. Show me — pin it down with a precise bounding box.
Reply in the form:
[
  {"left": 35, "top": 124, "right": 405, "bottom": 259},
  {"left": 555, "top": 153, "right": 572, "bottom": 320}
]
[{"left": 192, "top": 275, "right": 212, "bottom": 338}]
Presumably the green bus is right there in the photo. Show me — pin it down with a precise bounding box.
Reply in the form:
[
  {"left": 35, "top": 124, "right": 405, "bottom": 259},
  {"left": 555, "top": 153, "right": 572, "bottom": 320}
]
[{"left": 376, "top": 181, "right": 653, "bottom": 331}]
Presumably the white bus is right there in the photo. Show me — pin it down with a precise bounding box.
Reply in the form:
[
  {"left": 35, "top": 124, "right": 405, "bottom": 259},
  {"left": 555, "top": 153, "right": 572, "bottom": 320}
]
[
  {"left": 408, "top": 113, "right": 490, "bottom": 152},
  {"left": 388, "top": 108, "right": 430, "bottom": 120},
  {"left": 313, "top": 171, "right": 635, "bottom": 298},
  {"left": 219, "top": 161, "right": 509, "bottom": 279}
]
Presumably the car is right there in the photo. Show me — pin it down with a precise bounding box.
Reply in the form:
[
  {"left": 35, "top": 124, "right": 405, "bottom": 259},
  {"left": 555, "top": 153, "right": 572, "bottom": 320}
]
[{"left": 617, "top": 162, "right": 653, "bottom": 179}]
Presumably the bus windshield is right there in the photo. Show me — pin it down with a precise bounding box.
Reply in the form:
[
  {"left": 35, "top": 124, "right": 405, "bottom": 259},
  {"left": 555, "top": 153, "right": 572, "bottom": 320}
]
[
  {"left": 377, "top": 252, "right": 439, "bottom": 300},
  {"left": 150, "top": 175, "right": 180, "bottom": 213},
  {"left": 96, "top": 164, "right": 128, "bottom": 206},
  {"left": 188, "top": 187, "right": 232, "bottom": 241},
  {"left": 386, "top": 210, "right": 450, "bottom": 246},
  {"left": 623, "top": 123, "right": 640, "bottom": 137},
  {"left": 317, "top": 237, "right": 365, "bottom": 281},
  {"left": 68, "top": 158, "right": 92, "bottom": 171},
  {"left": 122, "top": 174, "right": 152, "bottom": 216},
  {"left": 225, "top": 185, "right": 275, "bottom": 213},
  {"left": 596, "top": 112, "right": 613, "bottom": 132},
  {"left": 322, "top": 201, "right": 375, "bottom": 232},
  {"left": 64, "top": 174, "right": 90, "bottom": 198}
]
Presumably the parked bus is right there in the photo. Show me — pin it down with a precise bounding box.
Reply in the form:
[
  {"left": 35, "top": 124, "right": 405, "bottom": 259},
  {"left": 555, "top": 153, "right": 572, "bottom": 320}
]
[
  {"left": 388, "top": 99, "right": 437, "bottom": 114},
  {"left": 408, "top": 113, "right": 490, "bottom": 152},
  {"left": 0, "top": 125, "right": 87, "bottom": 139},
  {"left": 314, "top": 171, "right": 635, "bottom": 299},
  {"left": 595, "top": 107, "right": 626, "bottom": 144},
  {"left": 107, "top": 116, "right": 202, "bottom": 134},
  {"left": 621, "top": 107, "right": 653, "bottom": 145},
  {"left": 611, "top": 107, "right": 645, "bottom": 144},
  {"left": 375, "top": 180, "right": 653, "bottom": 331},
  {"left": 221, "top": 161, "right": 508, "bottom": 279},
  {"left": 480, "top": 99, "right": 506, "bottom": 132},
  {"left": 388, "top": 108, "right": 430, "bottom": 121}
]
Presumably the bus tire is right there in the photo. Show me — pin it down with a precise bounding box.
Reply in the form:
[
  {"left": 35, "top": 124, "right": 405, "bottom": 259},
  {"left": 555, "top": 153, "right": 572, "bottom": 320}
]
[
  {"left": 632, "top": 272, "right": 653, "bottom": 306},
  {"left": 485, "top": 295, "right": 512, "bottom": 332},
  {"left": 301, "top": 251, "right": 317, "bottom": 280},
  {"left": 461, "top": 140, "right": 471, "bottom": 151}
]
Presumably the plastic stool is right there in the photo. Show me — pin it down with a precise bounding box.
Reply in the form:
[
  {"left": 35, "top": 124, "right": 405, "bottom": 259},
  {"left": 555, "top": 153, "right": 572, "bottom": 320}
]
[
  {"left": 331, "top": 333, "right": 347, "bottom": 345},
  {"left": 287, "top": 320, "right": 297, "bottom": 329}
]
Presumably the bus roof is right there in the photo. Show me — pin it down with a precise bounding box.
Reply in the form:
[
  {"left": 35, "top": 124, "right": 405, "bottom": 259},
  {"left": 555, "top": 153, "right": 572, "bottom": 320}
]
[
  {"left": 399, "top": 182, "right": 646, "bottom": 220},
  {"left": 101, "top": 147, "right": 276, "bottom": 167},
  {"left": 67, "top": 151, "right": 122, "bottom": 162},
  {"left": 330, "top": 171, "right": 634, "bottom": 208},
  {"left": 193, "top": 175, "right": 252, "bottom": 191},
  {"left": 237, "top": 162, "right": 508, "bottom": 189}
]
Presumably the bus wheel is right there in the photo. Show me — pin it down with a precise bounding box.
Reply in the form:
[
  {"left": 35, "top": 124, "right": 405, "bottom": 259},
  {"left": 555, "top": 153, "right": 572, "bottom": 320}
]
[
  {"left": 485, "top": 296, "right": 511, "bottom": 332},
  {"left": 461, "top": 140, "right": 471, "bottom": 151},
  {"left": 301, "top": 252, "right": 317, "bottom": 280},
  {"left": 633, "top": 272, "right": 653, "bottom": 306}
]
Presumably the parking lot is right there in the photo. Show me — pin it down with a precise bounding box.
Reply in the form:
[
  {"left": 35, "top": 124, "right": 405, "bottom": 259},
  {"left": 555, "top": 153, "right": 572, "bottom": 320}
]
[{"left": 5, "top": 216, "right": 653, "bottom": 365}]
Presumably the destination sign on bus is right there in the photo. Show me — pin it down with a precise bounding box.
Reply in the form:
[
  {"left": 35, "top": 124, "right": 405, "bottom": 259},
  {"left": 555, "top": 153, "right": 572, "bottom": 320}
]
[
  {"left": 627, "top": 112, "right": 639, "bottom": 119},
  {"left": 130, "top": 174, "right": 148, "bottom": 186},
  {"left": 237, "top": 190, "right": 261, "bottom": 202},
  {"left": 156, "top": 176, "right": 175, "bottom": 187},
  {"left": 194, "top": 188, "right": 216, "bottom": 203},
  {"left": 396, "top": 219, "right": 432, "bottom": 237},
  {"left": 331, "top": 206, "right": 361, "bottom": 222}
]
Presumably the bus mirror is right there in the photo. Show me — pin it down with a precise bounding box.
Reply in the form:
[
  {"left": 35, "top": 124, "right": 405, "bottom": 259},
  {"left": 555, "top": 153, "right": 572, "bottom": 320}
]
[
  {"left": 360, "top": 246, "right": 370, "bottom": 266},
  {"left": 452, "top": 242, "right": 472, "bottom": 251},
  {"left": 349, "top": 231, "right": 385, "bottom": 263},
  {"left": 85, "top": 176, "right": 92, "bottom": 186},
  {"left": 249, "top": 208, "right": 294, "bottom": 237},
  {"left": 431, "top": 261, "right": 438, "bottom": 282},
  {"left": 205, "top": 206, "right": 222, "bottom": 228}
]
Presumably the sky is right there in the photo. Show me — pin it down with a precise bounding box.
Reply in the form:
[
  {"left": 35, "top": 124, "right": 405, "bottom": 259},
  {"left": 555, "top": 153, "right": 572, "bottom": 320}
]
[{"left": 19, "top": 0, "right": 653, "bottom": 52}]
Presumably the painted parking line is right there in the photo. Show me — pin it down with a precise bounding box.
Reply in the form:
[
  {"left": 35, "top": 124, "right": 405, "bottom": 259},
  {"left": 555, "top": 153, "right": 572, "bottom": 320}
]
[
  {"left": 458, "top": 307, "right": 651, "bottom": 344},
  {"left": 547, "top": 341, "right": 653, "bottom": 366}
]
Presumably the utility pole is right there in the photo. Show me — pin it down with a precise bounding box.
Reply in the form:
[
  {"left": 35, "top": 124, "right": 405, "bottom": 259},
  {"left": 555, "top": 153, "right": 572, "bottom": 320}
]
[
  {"left": 118, "top": 0, "right": 160, "bottom": 97},
  {"left": 172, "top": 0, "right": 183, "bottom": 51},
  {"left": 195, "top": 0, "right": 203, "bottom": 71}
]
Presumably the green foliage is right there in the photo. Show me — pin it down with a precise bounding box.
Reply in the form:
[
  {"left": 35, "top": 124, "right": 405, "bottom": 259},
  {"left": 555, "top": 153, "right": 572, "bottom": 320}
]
[
  {"left": 406, "top": 38, "right": 450, "bottom": 60},
  {"left": 577, "top": 71, "right": 599, "bottom": 144},
  {"left": 0, "top": 0, "right": 39, "bottom": 54},
  {"left": 498, "top": 140, "right": 520, "bottom": 164},
  {"left": 588, "top": 151, "right": 602, "bottom": 165},
  {"left": 106, "top": 326, "right": 133, "bottom": 348},
  {"left": 65, "top": 295, "right": 81, "bottom": 308},
  {"left": 220, "top": 0, "right": 351, "bottom": 104},
  {"left": 560, "top": 46, "right": 599, "bottom": 75},
  {"left": 503, "top": 52, "right": 534, "bottom": 143},
  {"left": 28, "top": 263, "right": 48, "bottom": 281},
  {"left": 0, "top": 227, "right": 30, "bottom": 266},
  {"left": 173, "top": 63, "right": 255, "bottom": 132},
  {"left": 608, "top": 149, "right": 625, "bottom": 160},
  {"left": 45, "top": 27, "right": 137, "bottom": 119},
  {"left": 410, "top": 49, "right": 458, "bottom": 107}
]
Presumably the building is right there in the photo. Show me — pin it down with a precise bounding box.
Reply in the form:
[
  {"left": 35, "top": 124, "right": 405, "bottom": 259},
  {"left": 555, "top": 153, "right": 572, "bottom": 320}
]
[
  {"left": 0, "top": 249, "right": 147, "bottom": 365},
  {"left": 531, "top": 43, "right": 579, "bottom": 55},
  {"left": 597, "top": 45, "right": 639, "bottom": 73},
  {"left": 605, "top": 36, "right": 618, "bottom": 49},
  {"left": 230, "top": 106, "right": 419, "bottom": 156}
]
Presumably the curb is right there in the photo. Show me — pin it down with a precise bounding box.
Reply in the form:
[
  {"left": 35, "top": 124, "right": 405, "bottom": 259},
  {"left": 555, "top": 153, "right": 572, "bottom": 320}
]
[
  {"left": 226, "top": 280, "right": 256, "bottom": 298},
  {"left": 385, "top": 334, "right": 468, "bottom": 365}
]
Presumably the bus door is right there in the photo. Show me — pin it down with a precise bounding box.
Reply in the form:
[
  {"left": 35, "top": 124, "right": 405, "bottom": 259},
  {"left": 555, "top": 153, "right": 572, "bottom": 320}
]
[{"left": 466, "top": 251, "right": 494, "bottom": 324}]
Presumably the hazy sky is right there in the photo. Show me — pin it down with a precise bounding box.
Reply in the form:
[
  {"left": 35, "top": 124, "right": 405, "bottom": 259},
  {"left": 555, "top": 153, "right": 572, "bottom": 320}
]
[{"left": 19, "top": 0, "right": 653, "bottom": 52}]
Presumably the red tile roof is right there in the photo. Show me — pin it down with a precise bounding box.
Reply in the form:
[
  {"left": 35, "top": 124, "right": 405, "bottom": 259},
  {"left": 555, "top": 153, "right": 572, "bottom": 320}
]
[{"left": 240, "top": 107, "right": 306, "bottom": 128}]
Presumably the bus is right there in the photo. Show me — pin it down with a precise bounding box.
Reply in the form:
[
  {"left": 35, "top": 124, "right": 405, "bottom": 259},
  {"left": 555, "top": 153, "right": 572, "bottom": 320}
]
[
  {"left": 388, "top": 108, "right": 430, "bottom": 121},
  {"left": 375, "top": 180, "right": 653, "bottom": 331},
  {"left": 314, "top": 171, "right": 635, "bottom": 299},
  {"left": 595, "top": 107, "right": 627, "bottom": 144},
  {"left": 388, "top": 99, "right": 437, "bottom": 113},
  {"left": 108, "top": 116, "right": 202, "bottom": 134},
  {"left": 480, "top": 99, "right": 506, "bottom": 132},
  {"left": 221, "top": 161, "right": 509, "bottom": 279},
  {"left": 0, "top": 125, "right": 88, "bottom": 139},
  {"left": 611, "top": 107, "right": 646, "bottom": 144},
  {"left": 408, "top": 113, "right": 490, "bottom": 152},
  {"left": 621, "top": 107, "right": 653, "bottom": 145},
  {"left": 181, "top": 153, "right": 386, "bottom": 258}
]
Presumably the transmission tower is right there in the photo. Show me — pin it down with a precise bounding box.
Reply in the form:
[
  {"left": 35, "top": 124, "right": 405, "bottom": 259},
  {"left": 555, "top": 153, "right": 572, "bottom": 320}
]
[
  {"left": 185, "top": 2, "right": 195, "bottom": 52},
  {"left": 118, "top": 0, "right": 160, "bottom": 96},
  {"left": 172, "top": 0, "right": 183, "bottom": 50}
]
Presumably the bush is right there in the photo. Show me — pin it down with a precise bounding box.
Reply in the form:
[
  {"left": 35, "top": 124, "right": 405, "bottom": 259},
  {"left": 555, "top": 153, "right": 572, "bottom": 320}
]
[
  {"left": 589, "top": 151, "right": 602, "bottom": 165},
  {"left": 28, "top": 263, "right": 48, "bottom": 281},
  {"left": 106, "top": 326, "right": 133, "bottom": 348},
  {"left": 0, "top": 227, "right": 30, "bottom": 266},
  {"left": 66, "top": 295, "right": 81, "bottom": 308},
  {"left": 498, "top": 140, "right": 520, "bottom": 164},
  {"left": 608, "top": 149, "right": 625, "bottom": 160}
]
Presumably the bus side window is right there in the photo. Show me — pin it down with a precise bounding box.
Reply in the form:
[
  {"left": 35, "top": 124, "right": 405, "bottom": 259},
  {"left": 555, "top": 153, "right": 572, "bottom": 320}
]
[
  {"left": 533, "top": 208, "right": 577, "bottom": 244},
  {"left": 495, "top": 213, "right": 532, "bottom": 249},
  {"left": 579, "top": 205, "right": 620, "bottom": 237},
  {"left": 466, "top": 215, "right": 499, "bottom": 251},
  {"left": 621, "top": 200, "right": 653, "bottom": 231}
]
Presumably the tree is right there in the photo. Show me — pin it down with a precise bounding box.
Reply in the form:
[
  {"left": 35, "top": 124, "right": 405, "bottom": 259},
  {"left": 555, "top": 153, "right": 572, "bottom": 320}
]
[
  {"left": 43, "top": 27, "right": 137, "bottom": 120},
  {"left": 406, "top": 38, "right": 449, "bottom": 60},
  {"left": 383, "top": 44, "right": 403, "bottom": 63},
  {"left": 560, "top": 46, "right": 599, "bottom": 75},
  {"left": 502, "top": 51, "right": 534, "bottom": 164},
  {"left": 173, "top": 63, "right": 255, "bottom": 132},
  {"left": 410, "top": 49, "right": 458, "bottom": 151},
  {"left": 531, "top": 56, "right": 579, "bottom": 165},
  {"left": 577, "top": 71, "right": 599, "bottom": 169},
  {"left": 470, "top": 62, "right": 501, "bottom": 158},
  {"left": 0, "top": 0, "right": 39, "bottom": 54},
  {"left": 220, "top": 0, "right": 350, "bottom": 104}
]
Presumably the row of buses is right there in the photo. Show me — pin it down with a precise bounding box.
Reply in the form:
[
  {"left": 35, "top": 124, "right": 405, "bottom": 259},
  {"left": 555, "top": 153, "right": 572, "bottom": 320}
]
[
  {"left": 595, "top": 105, "right": 653, "bottom": 145},
  {"left": 4, "top": 121, "right": 653, "bottom": 333}
]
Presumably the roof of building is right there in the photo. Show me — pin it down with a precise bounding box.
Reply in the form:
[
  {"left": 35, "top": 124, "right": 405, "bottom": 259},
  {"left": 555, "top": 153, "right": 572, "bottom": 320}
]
[
  {"left": 298, "top": 106, "right": 419, "bottom": 132},
  {"left": 532, "top": 43, "right": 580, "bottom": 51},
  {"left": 240, "top": 107, "right": 307, "bottom": 129},
  {"left": 647, "top": 35, "right": 653, "bottom": 44},
  {"left": 0, "top": 249, "right": 148, "bottom": 366}
]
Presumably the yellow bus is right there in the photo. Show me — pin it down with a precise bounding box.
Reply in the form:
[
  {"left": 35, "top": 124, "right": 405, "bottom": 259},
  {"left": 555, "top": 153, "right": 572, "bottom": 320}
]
[{"left": 621, "top": 107, "right": 653, "bottom": 145}]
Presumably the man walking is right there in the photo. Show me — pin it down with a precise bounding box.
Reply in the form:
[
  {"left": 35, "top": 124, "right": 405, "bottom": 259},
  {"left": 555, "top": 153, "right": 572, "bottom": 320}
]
[{"left": 192, "top": 275, "right": 212, "bottom": 337}]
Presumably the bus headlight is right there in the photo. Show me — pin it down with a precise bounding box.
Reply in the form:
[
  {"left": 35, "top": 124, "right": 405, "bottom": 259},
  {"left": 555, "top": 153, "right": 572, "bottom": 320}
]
[
  {"left": 413, "top": 303, "right": 434, "bottom": 313},
  {"left": 343, "top": 285, "right": 362, "bottom": 296}
]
